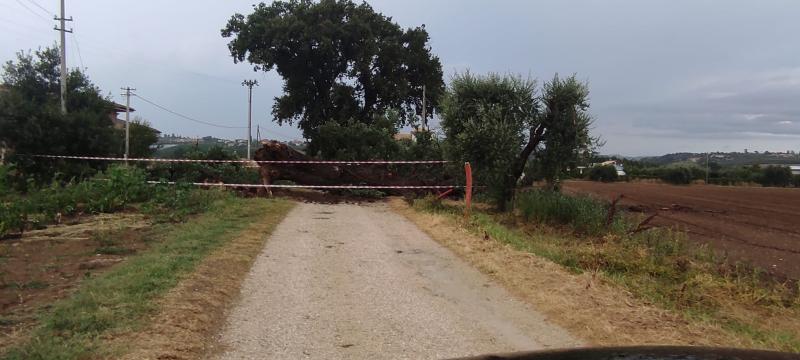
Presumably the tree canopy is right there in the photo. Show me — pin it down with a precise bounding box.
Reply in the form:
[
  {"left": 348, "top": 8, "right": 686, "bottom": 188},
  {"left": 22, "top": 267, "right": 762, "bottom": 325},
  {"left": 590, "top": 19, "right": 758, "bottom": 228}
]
[
  {"left": 441, "top": 72, "right": 596, "bottom": 209},
  {"left": 221, "top": 0, "right": 445, "bottom": 140},
  {"left": 0, "top": 46, "right": 158, "bottom": 185}
]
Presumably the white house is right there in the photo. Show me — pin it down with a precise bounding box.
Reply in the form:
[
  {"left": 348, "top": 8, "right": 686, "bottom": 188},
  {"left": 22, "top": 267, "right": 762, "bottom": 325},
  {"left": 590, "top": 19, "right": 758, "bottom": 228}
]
[{"left": 599, "top": 160, "right": 626, "bottom": 176}]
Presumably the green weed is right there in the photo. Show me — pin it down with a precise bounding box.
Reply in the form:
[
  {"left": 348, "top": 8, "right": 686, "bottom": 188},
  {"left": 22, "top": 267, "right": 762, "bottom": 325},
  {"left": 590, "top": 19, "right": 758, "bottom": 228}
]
[{"left": 2, "top": 197, "right": 294, "bottom": 359}]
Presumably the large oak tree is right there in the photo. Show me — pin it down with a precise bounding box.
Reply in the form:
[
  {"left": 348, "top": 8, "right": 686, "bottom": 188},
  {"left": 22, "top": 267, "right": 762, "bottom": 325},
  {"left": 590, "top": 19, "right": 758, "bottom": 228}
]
[{"left": 221, "top": 0, "right": 444, "bottom": 140}]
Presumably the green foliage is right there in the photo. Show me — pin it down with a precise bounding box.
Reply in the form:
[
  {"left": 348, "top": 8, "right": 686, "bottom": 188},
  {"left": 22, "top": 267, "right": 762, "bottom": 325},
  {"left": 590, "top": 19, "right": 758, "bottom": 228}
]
[
  {"left": 0, "top": 165, "right": 220, "bottom": 238},
  {"left": 660, "top": 166, "right": 694, "bottom": 185},
  {"left": 441, "top": 72, "right": 595, "bottom": 209},
  {"left": 0, "top": 164, "right": 11, "bottom": 197},
  {"left": 127, "top": 117, "right": 159, "bottom": 158},
  {"left": 441, "top": 72, "right": 535, "bottom": 208},
  {"left": 222, "top": 0, "right": 444, "bottom": 139},
  {"left": 588, "top": 165, "right": 618, "bottom": 182},
  {"left": 308, "top": 114, "right": 400, "bottom": 160},
  {"left": 147, "top": 146, "right": 259, "bottom": 184},
  {"left": 141, "top": 183, "right": 226, "bottom": 223},
  {"left": 759, "top": 166, "right": 793, "bottom": 187},
  {"left": 0, "top": 47, "right": 123, "bottom": 185},
  {"left": 516, "top": 189, "right": 626, "bottom": 236},
  {"left": 530, "top": 74, "right": 595, "bottom": 187}
]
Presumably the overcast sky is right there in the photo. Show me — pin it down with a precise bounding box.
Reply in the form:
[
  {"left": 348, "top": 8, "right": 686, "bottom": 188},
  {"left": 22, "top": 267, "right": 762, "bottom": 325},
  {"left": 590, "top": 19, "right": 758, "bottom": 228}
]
[{"left": 1, "top": 0, "right": 798, "bottom": 156}]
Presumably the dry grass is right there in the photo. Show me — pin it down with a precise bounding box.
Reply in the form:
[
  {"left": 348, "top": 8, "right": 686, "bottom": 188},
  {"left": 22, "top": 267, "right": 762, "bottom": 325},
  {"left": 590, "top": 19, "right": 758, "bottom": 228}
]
[
  {"left": 389, "top": 198, "right": 748, "bottom": 348},
  {"left": 113, "top": 200, "right": 295, "bottom": 360}
]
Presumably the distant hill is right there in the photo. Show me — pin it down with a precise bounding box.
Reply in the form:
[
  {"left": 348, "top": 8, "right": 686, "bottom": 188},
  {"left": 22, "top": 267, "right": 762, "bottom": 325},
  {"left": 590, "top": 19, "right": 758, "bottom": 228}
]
[{"left": 638, "top": 151, "right": 800, "bottom": 166}]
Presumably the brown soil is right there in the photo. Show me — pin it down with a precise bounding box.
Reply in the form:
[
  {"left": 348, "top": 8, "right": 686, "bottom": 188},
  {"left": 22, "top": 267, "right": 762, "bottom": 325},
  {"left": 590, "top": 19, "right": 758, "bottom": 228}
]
[
  {"left": 388, "top": 198, "right": 750, "bottom": 348},
  {"left": 0, "top": 213, "right": 151, "bottom": 352},
  {"left": 563, "top": 181, "right": 800, "bottom": 280}
]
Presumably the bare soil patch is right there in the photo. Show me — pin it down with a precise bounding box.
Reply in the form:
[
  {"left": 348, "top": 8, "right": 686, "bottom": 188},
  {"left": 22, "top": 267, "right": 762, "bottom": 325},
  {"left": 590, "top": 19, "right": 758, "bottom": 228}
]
[
  {"left": 563, "top": 181, "right": 800, "bottom": 280},
  {"left": 0, "top": 213, "right": 150, "bottom": 353},
  {"left": 389, "top": 198, "right": 745, "bottom": 348}
]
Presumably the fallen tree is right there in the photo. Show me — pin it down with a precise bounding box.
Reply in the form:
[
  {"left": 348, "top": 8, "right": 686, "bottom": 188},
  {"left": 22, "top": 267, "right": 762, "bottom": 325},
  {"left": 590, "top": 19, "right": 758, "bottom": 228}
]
[{"left": 254, "top": 140, "right": 452, "bottom": 195}]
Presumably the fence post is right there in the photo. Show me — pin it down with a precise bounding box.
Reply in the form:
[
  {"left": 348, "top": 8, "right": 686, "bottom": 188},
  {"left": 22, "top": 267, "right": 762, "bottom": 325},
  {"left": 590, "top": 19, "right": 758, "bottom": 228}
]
[{"left": 464, "top": 162, "right": 472, "bottom": 219}]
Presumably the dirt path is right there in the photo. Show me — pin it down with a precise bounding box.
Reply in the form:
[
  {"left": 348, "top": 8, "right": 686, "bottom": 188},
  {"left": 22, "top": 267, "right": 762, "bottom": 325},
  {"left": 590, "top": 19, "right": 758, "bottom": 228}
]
[{"left": 214, "top": 202, "right": 580, "bottom": 359}]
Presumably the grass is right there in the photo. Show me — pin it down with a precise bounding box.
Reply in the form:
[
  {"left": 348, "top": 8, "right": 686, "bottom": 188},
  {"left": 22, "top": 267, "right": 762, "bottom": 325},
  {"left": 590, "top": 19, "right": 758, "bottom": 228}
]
[
  {"left": 412, "top": 194, "right": 800, "bottom": 352},
  {"left": 2, "top": 195, "right": 294, "bottom": 360},
  {"left": 516, "top": 189, "right": 627, "bottom": 236}
]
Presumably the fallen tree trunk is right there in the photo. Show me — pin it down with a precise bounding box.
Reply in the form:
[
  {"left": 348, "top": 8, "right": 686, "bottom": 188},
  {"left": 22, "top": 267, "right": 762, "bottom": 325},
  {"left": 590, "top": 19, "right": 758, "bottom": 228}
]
[{"left": 253, "top": 140, "right": 452, "bottom": 193}]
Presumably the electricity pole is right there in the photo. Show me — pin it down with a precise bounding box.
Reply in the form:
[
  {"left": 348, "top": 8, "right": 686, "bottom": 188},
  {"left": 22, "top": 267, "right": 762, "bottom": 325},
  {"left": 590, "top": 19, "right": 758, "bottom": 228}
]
[
  {"left": 706, "top": 152, "right": 710, "bottom": 184},
  {"left": 121, "top": 87, "right": 135, "bottom": 161},
  {"left": 54, "top": 0, "right": 73, "bottom": 114},
  {"left": 256, "top": 125, "right": 261, "bottom": 143},
  {"left": 242, "top": 79, "right": 259, "bottom": 159}
]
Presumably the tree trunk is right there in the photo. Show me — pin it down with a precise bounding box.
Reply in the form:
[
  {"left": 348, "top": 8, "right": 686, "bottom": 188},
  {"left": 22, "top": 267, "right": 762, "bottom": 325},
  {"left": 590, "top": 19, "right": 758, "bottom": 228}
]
[{"left": 498, "top": 125, "right": 544, "bottom": 211}]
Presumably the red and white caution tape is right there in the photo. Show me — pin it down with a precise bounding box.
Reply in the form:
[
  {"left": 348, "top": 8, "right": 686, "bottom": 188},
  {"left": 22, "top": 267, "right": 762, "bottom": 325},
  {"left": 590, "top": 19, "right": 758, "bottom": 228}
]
[
  {"left": 147, "top": 181, "right": 459, "bottom": 189},
  {"left": 32, "top": 154, "right": 449, "bottom": 165}
]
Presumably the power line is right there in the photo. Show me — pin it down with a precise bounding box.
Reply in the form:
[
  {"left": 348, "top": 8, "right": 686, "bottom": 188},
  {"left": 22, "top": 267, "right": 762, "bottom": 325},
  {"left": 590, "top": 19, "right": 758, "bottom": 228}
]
[
  {"left": 13, "top": 0, "right": 48, "bottom": 22},
  {"left": 25, "top": 0, "right": 54, "bottom": 16},
  {"left": 133, "top": 93, "right": 247, "bottom": 129},
  {"left": 255, "top": 122, "right": 295, "bottom": 140},
  {"left": 70, "top": 26, "right": 85, "bottom": 70}
]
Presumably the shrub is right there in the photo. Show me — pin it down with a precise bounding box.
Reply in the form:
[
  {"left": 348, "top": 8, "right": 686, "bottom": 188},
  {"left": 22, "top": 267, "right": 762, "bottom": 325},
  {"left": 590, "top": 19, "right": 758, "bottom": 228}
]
[
  {"left": 660, "top": 166, "right": 693, "bottom": 185},
  {"left": 516, "top": 189, "right": 625, "bottom": 236},
  {"left": 148, "top": 145, "right": 259, "bottom": 184},
  {"left": 760, "top": 166, "right": 793, "bottom": 187},
  {"left": 588, "top": 165, "right": 618, "bottom": 182},
  {"left": 0, "top": 163, "right": 11, "bottom": 197}
]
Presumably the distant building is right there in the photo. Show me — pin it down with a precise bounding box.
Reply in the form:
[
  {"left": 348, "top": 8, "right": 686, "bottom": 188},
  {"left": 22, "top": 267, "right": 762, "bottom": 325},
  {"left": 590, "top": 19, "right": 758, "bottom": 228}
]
[
  {"left": 393, "top": 129, "right": 428, "bottom": 142},
  {"left": 599, "top": 160, "right": 627, "bottom": 176},
  {"left": 393, "top": 133, "right": 414, "bottom": 141},
  {"left": 107, "top": 102, "right": 161, "bottom": 135}
]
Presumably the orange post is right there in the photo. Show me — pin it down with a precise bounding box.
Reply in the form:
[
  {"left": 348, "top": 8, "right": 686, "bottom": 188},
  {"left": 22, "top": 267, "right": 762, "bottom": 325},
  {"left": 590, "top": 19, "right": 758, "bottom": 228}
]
[{"left": 464, "top": 162, "right": 473, "bottom": 218}]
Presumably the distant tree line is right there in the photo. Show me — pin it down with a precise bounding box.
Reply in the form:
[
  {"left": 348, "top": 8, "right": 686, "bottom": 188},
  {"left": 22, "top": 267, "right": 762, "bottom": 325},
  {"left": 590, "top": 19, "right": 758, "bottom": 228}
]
[{"left": 584, "top": 156, "right": 800, "bottom": 187}]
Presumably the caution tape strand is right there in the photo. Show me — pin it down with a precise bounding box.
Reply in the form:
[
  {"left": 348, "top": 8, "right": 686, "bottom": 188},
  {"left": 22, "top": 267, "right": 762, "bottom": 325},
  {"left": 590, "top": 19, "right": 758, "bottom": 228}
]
[
  {"left": 31, "top": 155, "right": 449, "bottom": 165},
  {"left": 146, "top": 181, "right": 460, "bottom": 189}
]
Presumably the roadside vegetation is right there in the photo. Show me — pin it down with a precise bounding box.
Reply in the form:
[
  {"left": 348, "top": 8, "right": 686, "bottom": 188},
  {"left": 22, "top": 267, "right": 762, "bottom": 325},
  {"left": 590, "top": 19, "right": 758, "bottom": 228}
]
[
  {"left": 0, "top": 165, "right": 229, "bottom": 238},
  {"left": 411, "top": 193, "right": 800, "bottom": 352},
  {"left": 2, "top": 195, "right": 292, "bottom": 359}
]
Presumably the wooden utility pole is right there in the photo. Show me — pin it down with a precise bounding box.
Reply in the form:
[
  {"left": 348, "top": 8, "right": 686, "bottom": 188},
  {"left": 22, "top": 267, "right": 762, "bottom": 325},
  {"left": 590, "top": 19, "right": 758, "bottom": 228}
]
[
  {"left": 121, "top": 87, "right": 135, "bottom": 160},
  {"left": 242, "top": 79, "right": 259, "bottom": 159},
  {"left": 54, "top": 0, "right": 72, "bottom": 114}
]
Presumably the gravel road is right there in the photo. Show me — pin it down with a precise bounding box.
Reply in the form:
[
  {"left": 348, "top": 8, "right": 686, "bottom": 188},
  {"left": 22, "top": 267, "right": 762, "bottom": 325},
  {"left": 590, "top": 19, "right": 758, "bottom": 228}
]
[{"left": 215, "top": 202, "right": 580, "bottom": 359}]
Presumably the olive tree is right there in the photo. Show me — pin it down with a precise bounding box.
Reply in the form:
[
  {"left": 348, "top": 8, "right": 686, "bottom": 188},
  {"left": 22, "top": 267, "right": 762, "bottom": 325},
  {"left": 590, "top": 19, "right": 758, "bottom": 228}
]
[{"left": 441, "top": 72, "right": 595, "bottom": 209}]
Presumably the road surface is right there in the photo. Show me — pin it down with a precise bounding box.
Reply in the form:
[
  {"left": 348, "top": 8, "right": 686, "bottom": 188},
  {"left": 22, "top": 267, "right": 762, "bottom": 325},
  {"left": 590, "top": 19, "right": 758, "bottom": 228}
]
[{"left": 215, "top": 202, "right": 580, "bottom": 359}]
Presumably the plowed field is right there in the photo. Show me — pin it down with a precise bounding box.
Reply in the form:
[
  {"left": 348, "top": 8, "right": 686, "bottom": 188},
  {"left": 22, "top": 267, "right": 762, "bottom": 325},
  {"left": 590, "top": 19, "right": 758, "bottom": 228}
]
[{"left": 563, "top": 181, "right": 800, "bottom": 280}]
